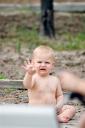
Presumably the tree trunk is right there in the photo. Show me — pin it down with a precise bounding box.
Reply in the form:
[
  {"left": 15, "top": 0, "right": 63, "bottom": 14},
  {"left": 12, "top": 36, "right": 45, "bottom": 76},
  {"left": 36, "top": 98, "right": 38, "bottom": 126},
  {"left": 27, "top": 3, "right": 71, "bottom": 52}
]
[{"left": 41, "top": 0, "right": 55, "bottom": 38}]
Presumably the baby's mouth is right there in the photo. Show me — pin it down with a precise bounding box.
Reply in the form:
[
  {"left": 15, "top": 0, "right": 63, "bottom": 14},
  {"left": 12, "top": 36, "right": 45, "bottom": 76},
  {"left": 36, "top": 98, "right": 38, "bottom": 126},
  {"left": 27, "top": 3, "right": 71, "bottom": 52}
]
[{"left": 40, "top": 68, "right": 46, "bottom": 71}]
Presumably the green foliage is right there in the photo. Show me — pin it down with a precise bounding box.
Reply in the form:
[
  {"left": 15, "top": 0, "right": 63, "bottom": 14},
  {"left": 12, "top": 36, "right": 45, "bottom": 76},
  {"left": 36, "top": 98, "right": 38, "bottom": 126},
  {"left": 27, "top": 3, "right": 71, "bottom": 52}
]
[
  {"left": 64, "top": 33, "right": 85, "bottom": 50},
  {"left": 0, "top": 23, "right": 85, "bottom": 51},
  {"left": 15, "top": 40, "right": 21, "bottom": 53},
  {"left": 0, "top": 74, "right": 6, "bottom": 79},
  {"left": 15, "top": 25, "right": 85, "bottom": 50}
]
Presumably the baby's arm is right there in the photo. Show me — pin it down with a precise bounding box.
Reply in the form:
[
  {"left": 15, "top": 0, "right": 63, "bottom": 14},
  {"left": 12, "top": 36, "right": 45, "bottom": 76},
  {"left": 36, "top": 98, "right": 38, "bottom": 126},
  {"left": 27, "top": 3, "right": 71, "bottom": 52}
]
[
  {"left": 23, "top": 60, "right": 35, "bottom": 89},
  {"left": 56, "top": 79, "right": 64, "bottom": 111}
]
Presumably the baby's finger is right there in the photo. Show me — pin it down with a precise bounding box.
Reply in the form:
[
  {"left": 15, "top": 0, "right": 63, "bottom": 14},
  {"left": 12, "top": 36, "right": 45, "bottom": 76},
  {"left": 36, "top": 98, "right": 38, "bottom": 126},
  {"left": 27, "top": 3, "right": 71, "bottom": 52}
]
[
  {"left": 24, "top": 58, "right": 31, "bottom": 65},
  {"left": 26, "top": 58, "right": 31, "bottom": 64},
  {"left": 24, "top": 60, "right": 28, "bottom": 66},
  {"left": 22, "top": 65, "right": 28, "bottom": 70}
]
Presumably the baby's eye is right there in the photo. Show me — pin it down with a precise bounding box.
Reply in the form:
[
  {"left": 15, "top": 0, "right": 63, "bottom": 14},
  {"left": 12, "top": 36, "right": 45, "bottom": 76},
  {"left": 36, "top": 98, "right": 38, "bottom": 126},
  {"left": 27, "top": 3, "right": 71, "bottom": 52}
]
[
  {"left": 37, "top": 61, "right": 42, "bottom": 64},
  {"left": 45, "top": 62, "right": 50, "bottom": 64}
]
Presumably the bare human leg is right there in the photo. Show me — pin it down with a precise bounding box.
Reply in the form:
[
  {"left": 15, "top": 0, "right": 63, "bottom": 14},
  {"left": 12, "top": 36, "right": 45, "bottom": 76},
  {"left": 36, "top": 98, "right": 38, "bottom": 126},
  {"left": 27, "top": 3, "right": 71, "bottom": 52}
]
[{"left": 57, "top": 105, "right": 76, "bottom": 123}]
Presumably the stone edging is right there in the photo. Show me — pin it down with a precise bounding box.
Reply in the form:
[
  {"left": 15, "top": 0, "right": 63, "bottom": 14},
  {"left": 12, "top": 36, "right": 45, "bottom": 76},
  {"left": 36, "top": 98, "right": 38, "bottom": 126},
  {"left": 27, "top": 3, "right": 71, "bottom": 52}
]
[{"left": 0, "top": 80, "right": 23, "bottom": 89}]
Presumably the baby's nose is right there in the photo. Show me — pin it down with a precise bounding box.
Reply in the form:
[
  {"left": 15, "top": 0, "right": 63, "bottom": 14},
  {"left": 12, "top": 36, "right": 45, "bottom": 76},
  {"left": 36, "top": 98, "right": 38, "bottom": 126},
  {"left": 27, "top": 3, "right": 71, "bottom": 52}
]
[{"left": 41, "top": 62, "right": 46, "bottom": 66}]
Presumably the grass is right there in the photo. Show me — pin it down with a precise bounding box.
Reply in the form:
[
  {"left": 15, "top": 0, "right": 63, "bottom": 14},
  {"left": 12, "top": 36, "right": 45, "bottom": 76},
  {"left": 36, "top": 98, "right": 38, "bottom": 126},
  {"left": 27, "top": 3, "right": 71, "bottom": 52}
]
[
  {"left": 1, "top": 26, "right": 85, "bottom": 52},
  {"left": 5, "top": 28, "right": 85, "bottom": 52},
  {"left": 0, "top": 74, "right": 6, "bottom": 79},
  {"left": 19, "top": 26, "right": 85, "bottom": 50},
  {"left": 0, "top": 7, "right": 85, "bottom": 51}
]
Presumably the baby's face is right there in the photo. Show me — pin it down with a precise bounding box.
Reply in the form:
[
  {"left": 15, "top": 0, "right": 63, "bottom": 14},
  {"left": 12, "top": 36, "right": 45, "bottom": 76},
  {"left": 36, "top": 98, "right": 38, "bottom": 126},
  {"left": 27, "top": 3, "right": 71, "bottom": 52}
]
[{"left": 32, "top": 55, "right": 54, "bottom": 77}]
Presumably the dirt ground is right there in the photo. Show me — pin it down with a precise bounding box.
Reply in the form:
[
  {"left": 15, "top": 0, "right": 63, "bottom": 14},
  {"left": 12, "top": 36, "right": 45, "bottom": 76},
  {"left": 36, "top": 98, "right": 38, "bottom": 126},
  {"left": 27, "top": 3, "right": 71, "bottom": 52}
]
[
  {"left": 0, "top": 87, "right": 85, "bottom": 128},
  {"left": 0, "top": 46, "right": 85, "bottom": 80}
]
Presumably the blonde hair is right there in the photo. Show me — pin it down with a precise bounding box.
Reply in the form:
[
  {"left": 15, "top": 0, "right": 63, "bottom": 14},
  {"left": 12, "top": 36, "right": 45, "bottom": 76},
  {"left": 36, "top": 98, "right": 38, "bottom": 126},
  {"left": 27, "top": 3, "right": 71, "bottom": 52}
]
[{"left": 32, "top": 45, "right": 56, "bottom": 63}]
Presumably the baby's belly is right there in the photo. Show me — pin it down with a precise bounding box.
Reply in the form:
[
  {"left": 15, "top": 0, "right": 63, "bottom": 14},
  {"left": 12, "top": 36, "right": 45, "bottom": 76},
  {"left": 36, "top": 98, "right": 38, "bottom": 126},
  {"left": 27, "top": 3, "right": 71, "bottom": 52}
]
[{"left": 29, "top": 92, "right": 56, "bottom": 105}]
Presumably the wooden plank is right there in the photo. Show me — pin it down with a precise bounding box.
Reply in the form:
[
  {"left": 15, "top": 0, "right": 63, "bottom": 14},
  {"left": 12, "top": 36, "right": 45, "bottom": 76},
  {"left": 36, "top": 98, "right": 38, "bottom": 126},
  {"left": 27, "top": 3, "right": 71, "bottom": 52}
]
[
  {"left": 54, "top": 2, "right": 85, "bottom": 12},
  {"left": 0, "top": 2, "right": 85, "bottom": 12},
  {"left": 0, "top": 80, "right": 23, "bottom": 89},
  {"left": 0, "top": 0, "right": 84, "bottom": 4}
]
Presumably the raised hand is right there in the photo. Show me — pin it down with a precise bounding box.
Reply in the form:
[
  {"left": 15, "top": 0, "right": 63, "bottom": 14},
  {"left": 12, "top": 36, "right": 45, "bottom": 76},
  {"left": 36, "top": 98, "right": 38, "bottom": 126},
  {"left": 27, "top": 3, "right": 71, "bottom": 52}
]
[{"left": 22, "top": 59, "right": 35, "bottom": 75}]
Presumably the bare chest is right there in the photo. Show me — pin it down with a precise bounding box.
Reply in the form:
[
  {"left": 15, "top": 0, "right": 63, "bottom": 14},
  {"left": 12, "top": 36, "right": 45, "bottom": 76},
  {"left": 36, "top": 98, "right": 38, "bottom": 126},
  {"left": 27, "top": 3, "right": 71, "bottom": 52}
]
[{"left": 33, "top": 78, "right": 57, "bottom": 93}]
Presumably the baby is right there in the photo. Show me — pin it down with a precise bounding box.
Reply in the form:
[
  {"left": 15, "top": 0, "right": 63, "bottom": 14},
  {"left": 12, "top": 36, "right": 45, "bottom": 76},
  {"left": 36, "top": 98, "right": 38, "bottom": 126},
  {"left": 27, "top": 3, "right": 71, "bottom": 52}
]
[{"left": 23, "top": 45, "right": 75, "bottom": 123}]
